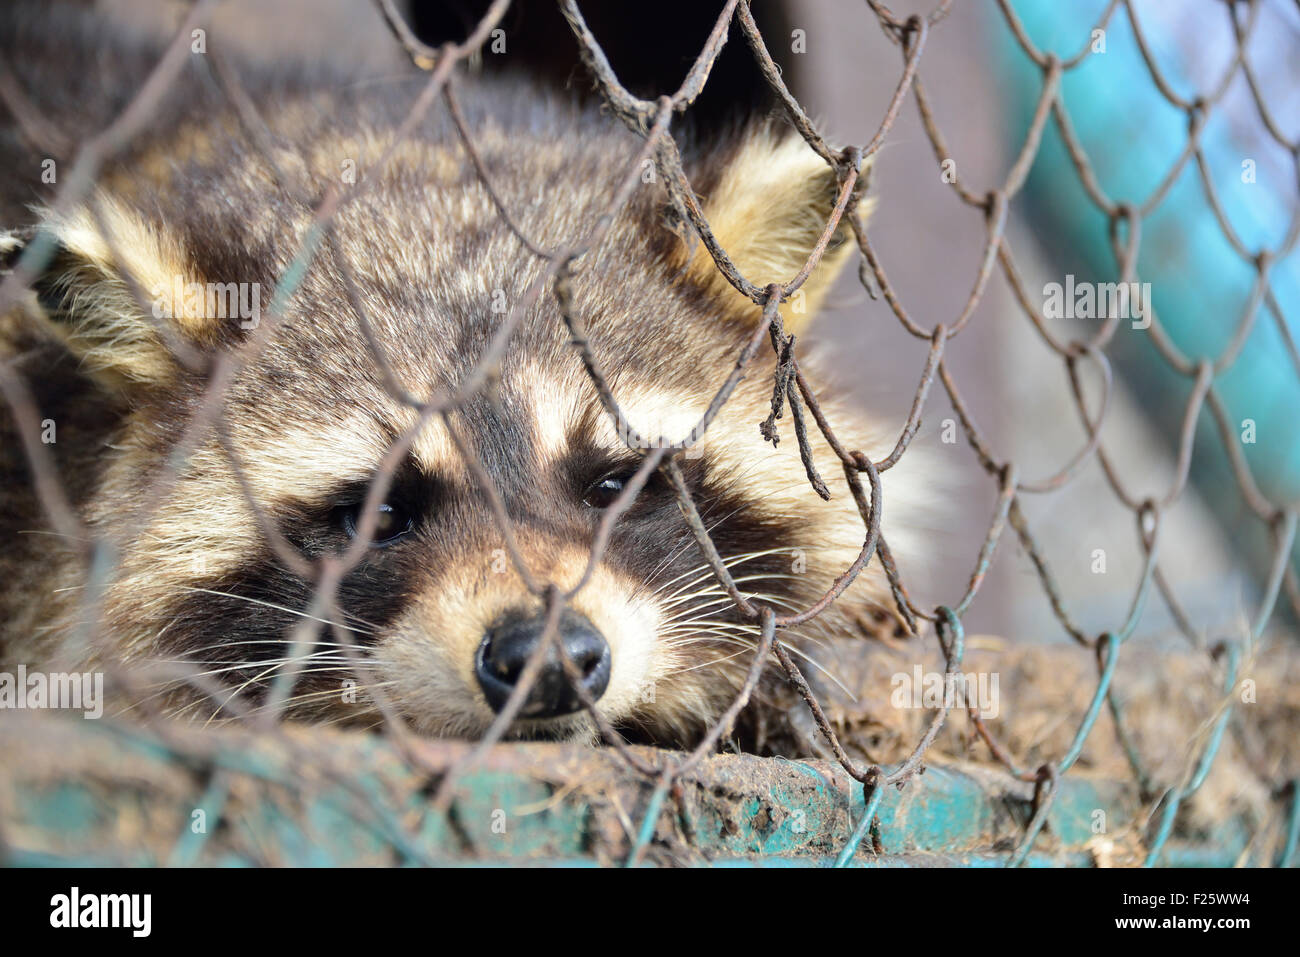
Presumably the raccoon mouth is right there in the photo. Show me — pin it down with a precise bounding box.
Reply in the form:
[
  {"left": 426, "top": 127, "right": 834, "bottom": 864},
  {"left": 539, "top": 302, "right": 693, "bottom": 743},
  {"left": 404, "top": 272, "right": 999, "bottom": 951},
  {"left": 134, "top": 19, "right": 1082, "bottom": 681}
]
[{"left": 500, "top": 713, "right": 600, "bottom": 744}]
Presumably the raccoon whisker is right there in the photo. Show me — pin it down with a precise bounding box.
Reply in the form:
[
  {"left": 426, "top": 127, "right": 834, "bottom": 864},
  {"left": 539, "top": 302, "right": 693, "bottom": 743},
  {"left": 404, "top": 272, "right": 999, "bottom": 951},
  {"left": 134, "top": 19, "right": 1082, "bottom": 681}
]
[
  {"left": 651, "top": 571, "right": 803, "bottom": 624},
  {"left": 199, "top": 662, "right": 371, "bottom": 727},
  {"left": 728, "top": 591, "right": 816, "bottom": 618},
  {"left": 128, "top": 657, "right": 390, "bottom": 720},
  {"left": 668, "top": 646, "right": 760, "bottom": 675},
  {"left": 660, "top": 568, "right": 805, "bottom": 602},
  {"left": 652, "top": 547, "right": 802, "bottom": 603},
  {"left": 659, "top": 618, "right": 763, "bottom": 635},
  {"left": 659, "top": 589, "right": 813, "bottom": 625},
  {"left": 667, "top": 639, "right": 851, "bottom": 697},
  {"left": 662, "top": 619, "right": 834, "bottom": 654},
  {"left": 237, "top": 680, "right": 400, "bottom": 719},
  {"left": 665, "top": 584, "right": 838, "bottom": 620},
  {"left": 659, "top": 616, "right": 850, "bottom": 695},
  {"left": 658, "top": 613, "right": 777, "bottom": 635},
  {"left": 157, "top": 638, "right": 391, "bottom": 657},
  {"left": 659, "top": 620, "right": 791, "bottom": 647},
  {"left": 656, "top": 574, "right": 811, "bottom": 617},
  {"left": 660, "top": 629, "right": 765, "bottom": 646},
  {"left": 659, "top": 628, "right": 836, "bottom": 655},
  {"left": 147, "top": 647, "right": 393, "bottom": 680},
  {"left": 203, "top": 657, "right": 361, "bottom": 717},
  {"left": 248, "top": 679, "right": 399, "bottom": 710},
  {"left": 150, "top": 658, "right": 364, "bottom": 702},
  {"left": 663, "top": 640, "right": 776, "bottom": 661},
  {"left": 164, "top": 688, "right": 245, "bottom": 723},
  {"left": 665, "top": 637, "right": 801, "bottom": 673},
  {"left": 655, "top": 566, "right": 816, "bottom": 619},
  {"left": 659, "top": 598, "right": 748, "bottom": 624},
  {"left": 177, "top": 586, "right": 382, "bottom": 635},
  {"left": 629, "top": 472, "right": 813, "bottom": 602},
  {"left": 624, "top": 478, "right": 785, "bottom": 590},
  {"left": 770, "top": 642, "right": 850, "bottom": 695},
  {"left": 661, "top": 629, "right": 797, "bottom": 653},
  {"left": 177, "top": 586, "right": 379, "bottom": 635},
  {"left": 154, "top": 656, "right": 359, "bottom": 684},
  {"left": 155, "top": 662, "right": 365, "bottom": 723},
  {"left": 630, "top": 498, "right": 766, "bottom": 595}
]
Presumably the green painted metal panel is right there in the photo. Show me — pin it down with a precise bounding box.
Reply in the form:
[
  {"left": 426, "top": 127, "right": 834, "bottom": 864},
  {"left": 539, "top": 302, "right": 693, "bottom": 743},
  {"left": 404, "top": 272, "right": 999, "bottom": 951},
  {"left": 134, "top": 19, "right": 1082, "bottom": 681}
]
[{"left": 0, "top": 713, "right": 1266, "bottom": 867}]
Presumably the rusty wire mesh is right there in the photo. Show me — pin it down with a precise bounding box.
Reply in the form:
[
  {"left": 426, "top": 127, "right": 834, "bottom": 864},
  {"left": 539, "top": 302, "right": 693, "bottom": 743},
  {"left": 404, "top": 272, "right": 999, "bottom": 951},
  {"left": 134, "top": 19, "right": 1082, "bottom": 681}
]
[{"left": 0, "top": 0, "right": 1297, "bottom": 867}]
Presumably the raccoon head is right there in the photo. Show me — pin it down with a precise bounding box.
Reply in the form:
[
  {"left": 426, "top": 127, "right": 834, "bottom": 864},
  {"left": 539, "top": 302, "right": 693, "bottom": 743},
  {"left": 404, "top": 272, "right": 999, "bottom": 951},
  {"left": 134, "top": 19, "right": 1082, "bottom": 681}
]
[{"left": 5, "top": 110, "right": 917, "bottom": 747}]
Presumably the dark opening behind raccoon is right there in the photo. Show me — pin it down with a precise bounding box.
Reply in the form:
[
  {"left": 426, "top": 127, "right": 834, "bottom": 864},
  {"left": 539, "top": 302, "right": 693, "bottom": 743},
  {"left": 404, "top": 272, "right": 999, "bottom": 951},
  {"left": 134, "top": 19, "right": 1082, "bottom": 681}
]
[{"left": 0, "top": 1, "right": 929, "bottom": 750}]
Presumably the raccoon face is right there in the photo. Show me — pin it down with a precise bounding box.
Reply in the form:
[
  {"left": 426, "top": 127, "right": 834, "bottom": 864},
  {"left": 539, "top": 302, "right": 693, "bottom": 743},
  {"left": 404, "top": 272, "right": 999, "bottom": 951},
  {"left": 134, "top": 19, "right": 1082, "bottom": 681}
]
[{"left": 4, "top": 107, "right": 912, "bottom": 747}]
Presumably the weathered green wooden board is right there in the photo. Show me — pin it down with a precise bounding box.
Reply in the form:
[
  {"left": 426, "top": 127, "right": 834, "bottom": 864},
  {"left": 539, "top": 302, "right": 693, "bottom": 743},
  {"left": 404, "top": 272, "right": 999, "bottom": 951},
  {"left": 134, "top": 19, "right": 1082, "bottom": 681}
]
[{"left": 0, "top": 712, "right": 1258, "bottom": 866}]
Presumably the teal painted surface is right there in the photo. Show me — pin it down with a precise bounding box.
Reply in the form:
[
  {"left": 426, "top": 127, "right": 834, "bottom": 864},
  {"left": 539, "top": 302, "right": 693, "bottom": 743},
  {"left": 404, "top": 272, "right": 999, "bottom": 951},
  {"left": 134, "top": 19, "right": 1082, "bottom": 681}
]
[
  {"left": 1, "top": 756, "right": 1232, "bottom": 866},
  {"left": 414, "top": 770, "right": 592, "bottom": 860},
  {"left": 1, "top": 719, "right": 1262, "bottom": 867},
  {"left": 871, "top": 766, "right": 999, "bottom": 854}
]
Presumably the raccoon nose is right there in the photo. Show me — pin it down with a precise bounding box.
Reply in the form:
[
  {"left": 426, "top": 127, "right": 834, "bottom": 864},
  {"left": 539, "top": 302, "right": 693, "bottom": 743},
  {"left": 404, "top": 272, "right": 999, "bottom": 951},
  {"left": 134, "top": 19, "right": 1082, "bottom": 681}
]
[{"left": 475, "top": 610, "right": 612, "bottom": 719}]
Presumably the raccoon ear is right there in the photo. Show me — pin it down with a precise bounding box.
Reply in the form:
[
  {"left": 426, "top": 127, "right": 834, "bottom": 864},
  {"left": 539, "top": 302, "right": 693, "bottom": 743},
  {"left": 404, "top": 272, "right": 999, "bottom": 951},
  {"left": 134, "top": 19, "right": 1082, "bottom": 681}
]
[
  {"left": 684, "top": 133, "right": 869, "bottom": 334},
  {"left": 3, "top": 199, "right": 227, "bottom": 389}
]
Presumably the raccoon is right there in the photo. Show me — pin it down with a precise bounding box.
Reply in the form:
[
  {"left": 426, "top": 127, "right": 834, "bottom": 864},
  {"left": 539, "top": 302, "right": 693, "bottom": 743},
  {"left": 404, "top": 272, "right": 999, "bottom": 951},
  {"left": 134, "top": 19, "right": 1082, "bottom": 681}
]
[{"left": 0, "top": 2, "right": 927, "bottom": 748}]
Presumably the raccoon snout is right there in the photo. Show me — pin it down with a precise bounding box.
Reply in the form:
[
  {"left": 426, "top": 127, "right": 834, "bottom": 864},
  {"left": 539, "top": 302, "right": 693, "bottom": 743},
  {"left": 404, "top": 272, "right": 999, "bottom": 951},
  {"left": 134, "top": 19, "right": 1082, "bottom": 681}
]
[{"left": 475, "top": 609, "right": 612, "bottom": 719}]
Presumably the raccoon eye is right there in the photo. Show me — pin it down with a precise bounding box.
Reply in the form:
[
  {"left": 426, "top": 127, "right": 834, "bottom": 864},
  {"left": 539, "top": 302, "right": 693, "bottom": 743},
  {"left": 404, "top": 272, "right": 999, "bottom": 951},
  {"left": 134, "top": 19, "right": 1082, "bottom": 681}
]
[
  {"left": 582, "top": 473, "right": 634, "bottom": 510},
  {"left": 339, "top": 501, "right": 414, "bottom": 546}
]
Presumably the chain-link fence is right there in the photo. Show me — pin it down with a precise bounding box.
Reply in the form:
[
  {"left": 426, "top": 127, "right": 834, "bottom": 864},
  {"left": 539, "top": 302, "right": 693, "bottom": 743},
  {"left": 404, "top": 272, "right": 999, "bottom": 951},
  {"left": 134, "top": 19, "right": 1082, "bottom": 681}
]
[{"left": 0, "top": 0, "right": 1297, "bottom": 867}]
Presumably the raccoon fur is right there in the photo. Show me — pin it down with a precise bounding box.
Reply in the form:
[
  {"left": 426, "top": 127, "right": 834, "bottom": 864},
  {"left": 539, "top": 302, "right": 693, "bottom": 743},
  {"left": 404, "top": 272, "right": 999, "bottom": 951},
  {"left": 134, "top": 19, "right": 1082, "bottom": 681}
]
[{"left": 0, "top": 2, "right": 928, "bottom": 750}]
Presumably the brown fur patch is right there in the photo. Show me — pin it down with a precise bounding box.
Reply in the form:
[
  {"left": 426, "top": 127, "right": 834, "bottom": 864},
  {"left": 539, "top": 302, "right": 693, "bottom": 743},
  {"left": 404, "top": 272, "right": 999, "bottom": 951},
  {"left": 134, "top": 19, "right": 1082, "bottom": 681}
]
[{"left": 680, "top": 132, "right": 869, "bottom": 332}]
